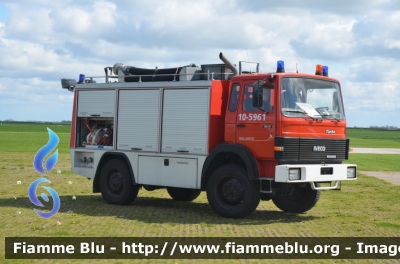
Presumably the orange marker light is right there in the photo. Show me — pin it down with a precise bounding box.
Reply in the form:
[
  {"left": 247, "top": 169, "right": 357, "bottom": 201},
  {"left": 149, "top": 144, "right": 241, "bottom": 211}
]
[
  {"left": 274, "top": 146, "right": 284, "bottom": 151},
  {"left": 315, "top": 64, "right": 323, "bottom": 75}
]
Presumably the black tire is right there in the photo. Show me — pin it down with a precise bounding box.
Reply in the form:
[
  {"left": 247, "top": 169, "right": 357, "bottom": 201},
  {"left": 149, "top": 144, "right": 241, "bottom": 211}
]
[
  {"left": 206, "top": 164, "right": 260, "bottom": 218},
  {"left": 100, "top": 159, "right": 139, "bottom": 205},
  {"left": 272, "top": 183, "right": 320, "bottom": 213},
  {"left": 166, "top": 187, "right": 201, "bottom": 201}
]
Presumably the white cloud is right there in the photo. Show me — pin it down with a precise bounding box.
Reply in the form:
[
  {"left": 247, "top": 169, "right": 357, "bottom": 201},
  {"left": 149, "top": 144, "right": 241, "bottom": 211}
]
[
  {"left": 0, "top": 0, "right": 399, "bottom": 127},
  {"left": 343, "top": 80, "right": 400, "bottom": 111},
  {"left": 50, "top": 1, "right": 117, "bottom": 38},
  {"left": 384, "top": 39, "right": 400, "bottom": 49}
]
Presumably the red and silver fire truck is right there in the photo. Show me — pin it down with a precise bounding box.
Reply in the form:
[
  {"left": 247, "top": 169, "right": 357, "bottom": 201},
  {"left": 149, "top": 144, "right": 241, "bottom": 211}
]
[{"left": 61, "top": 53, "right": 356, "bottom": 218}]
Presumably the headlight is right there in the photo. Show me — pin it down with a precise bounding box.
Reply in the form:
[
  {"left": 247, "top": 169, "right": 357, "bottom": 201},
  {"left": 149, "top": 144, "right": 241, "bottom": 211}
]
[
  {"left": 347, "top": 167, "right": 356, "bottom": 178},
  {"left": 289, "top": 168, "right": 301, "bottom": 181}
]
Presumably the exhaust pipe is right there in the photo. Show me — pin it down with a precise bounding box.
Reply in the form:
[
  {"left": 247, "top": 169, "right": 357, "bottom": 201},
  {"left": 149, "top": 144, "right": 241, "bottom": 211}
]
[{"left": 219, "top": 52, "right": 238, "bottom": 76}]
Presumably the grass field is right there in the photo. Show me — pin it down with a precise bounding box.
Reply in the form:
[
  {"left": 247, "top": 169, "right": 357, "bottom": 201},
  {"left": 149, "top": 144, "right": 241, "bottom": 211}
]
[
  {"left": 0, "top": 123, "right": 399, "bottom": 263},
  {"left": 347, "top": 128, "right": 400, "bottom": 148},
  {"left": 345, "top": 154, "right": 400, "bottom": 171},
  {"left": 0, "top": 123, "right": 71, "bottom": 153},
  {"left": 0, "top": 123, "right": 71, "bottom": 133}
]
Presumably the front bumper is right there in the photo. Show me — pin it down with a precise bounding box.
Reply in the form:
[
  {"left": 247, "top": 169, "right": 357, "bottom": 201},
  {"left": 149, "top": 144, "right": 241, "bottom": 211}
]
[{"left": 275, "top": 164, "right": 357, "bottom": 189}]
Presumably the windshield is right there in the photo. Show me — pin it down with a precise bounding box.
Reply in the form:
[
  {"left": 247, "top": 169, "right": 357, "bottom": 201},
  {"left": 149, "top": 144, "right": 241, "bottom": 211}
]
[{"left": 281, "top": 78, "right": 344, "bottom": 120}]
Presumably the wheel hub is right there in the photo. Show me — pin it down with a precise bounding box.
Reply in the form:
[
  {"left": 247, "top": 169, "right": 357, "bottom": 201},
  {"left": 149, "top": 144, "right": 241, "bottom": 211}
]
[
  {"left": 220, "top": 179, "right": 245, "bottom": 204},
  {"left": 109, "top": 172, "right": 123, "bottom": 193}
]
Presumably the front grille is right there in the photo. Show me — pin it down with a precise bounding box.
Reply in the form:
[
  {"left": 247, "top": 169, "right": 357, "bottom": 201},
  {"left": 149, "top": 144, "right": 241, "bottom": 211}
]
[{"left": 275, "top": 137, "right": 349, "bottom": 161}]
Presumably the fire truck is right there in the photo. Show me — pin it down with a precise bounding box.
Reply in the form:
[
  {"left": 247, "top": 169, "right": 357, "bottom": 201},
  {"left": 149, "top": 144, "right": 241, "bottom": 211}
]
[{"left": 61, "top": 52, "right": 357, "bottom": 218}]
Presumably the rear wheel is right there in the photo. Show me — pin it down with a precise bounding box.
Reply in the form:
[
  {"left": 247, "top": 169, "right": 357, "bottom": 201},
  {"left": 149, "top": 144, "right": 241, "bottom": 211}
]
[
  {"left": 272, "top": 183, "right": 320, "bottom": 213},
  {"left": 167, "top": 187, "right": 201, "bottom": 201},
  {"left": 206, "top": 164, "right": 260, "bottom": 218},
  {"left": 100, "top": 159, "right": 139, "bottom": 205}
]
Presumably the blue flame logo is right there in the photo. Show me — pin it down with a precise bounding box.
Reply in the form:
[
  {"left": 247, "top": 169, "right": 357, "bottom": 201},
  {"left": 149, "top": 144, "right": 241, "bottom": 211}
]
[
  {"left": 29, "top": 128, "right": 61, "bottom": 218},
  {"left": 28, "top": 178, "right": 60, "bottom": 218},
  {"left": 33, "top": 128, "right": 59, "bottom": 174}
]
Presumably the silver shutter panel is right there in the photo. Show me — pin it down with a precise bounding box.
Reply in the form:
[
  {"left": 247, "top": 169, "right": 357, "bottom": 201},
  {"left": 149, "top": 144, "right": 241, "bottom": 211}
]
[
  {"left": 162, "top": 89, "right": 209, "bottom": 154},
  {"left": 117, "top": 89, "right": 160, "bottom": 151},
  {"left": 77, "top": 90, "right": 115, "bottom": 117}
]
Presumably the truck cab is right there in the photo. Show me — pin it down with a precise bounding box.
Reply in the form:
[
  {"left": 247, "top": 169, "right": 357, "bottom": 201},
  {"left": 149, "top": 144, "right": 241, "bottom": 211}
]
[{"left": 227, "top": 65, "right": 348, "bottom": 163}]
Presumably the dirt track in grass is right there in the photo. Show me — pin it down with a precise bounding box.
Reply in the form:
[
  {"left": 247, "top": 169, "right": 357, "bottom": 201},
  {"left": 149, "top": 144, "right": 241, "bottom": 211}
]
[{"left": 360, "top": 171, "right": 400, "bottom": 186}]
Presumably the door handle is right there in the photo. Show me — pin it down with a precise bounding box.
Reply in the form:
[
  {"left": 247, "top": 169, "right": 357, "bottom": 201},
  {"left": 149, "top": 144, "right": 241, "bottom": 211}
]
[{"left": 236, "top": 124, "right": 246, "bottom": 128}]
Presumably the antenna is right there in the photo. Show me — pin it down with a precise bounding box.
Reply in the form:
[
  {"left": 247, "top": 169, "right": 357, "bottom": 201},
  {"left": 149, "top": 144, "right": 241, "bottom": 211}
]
[
  {"left": 296, "top": 63, "right": 298, "bottom": 73},
  {"left": 246, "top": 49, "right": 252, "bottom": 73}
]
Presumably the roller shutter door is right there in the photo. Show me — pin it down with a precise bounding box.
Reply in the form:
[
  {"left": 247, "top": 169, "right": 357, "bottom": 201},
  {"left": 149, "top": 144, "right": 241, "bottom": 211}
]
[
  {"left": 162, "top": 88, "right": 209, "bottom": 154},
  {"left": 117, "top": 89, "right": 160, "bottom": 151}
]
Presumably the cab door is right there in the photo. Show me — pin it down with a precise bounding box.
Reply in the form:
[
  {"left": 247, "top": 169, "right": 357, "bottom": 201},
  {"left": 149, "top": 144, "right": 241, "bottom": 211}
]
[{"left": 235, "top": 79, "right": 275, "bottom": 159}]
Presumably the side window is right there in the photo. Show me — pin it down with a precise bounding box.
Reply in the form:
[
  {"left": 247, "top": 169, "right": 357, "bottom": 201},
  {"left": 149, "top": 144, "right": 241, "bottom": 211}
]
[
  {"left": 228, "top": 83, "right": 240, "bottom": 111},
  {"left": 243, "top": 84, "right": 255, "bottom": 111},
  {"left": 243, "top": 82, "right": 273, "bottom": 112}
]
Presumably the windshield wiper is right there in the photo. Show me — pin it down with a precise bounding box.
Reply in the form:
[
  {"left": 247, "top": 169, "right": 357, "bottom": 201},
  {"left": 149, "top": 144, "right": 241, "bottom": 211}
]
[
  {"left": 283, "top": 110, "right": 319, "bottom": 121},
  {"left": 284, "top": 110, "right": 306, "bottom": 114},
  {"left": 321, "top": 114, "right": 340, "bottom": 122}
]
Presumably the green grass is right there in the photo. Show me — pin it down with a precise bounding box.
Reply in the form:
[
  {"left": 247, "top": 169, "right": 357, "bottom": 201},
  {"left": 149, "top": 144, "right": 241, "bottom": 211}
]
[
  {"left": 0, "top": 132, "right": 70, "bottom": 153},
  {"left": 345, "top": 154, "right": 400, "bottom": 171},
  {"left": 0, "top": 122, "right": 71, "bottom": 133},
  {"left": 349, "top": 138, "right": 400, "bottom": 148},
  {"left": 0, "top": 123, "right": 71, "bottom": 153},
  {"left": 345, "top": 128, "right": 400, "bottom": 171},
  {"left": 347, "top": 128, "right": 400, "bottom": 148},
  {"left": 347, "top": 128, "right": 400, "bottom": 139},
  {"left": 1, "top": 152, "right": 399, "bottom": 264},
  {"left": 0, "top": 123, "right": 399, "bottom": 263}
]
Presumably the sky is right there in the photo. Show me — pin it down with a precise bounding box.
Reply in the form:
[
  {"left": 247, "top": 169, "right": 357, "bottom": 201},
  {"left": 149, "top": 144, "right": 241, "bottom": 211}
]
[{"left": 0, "top": 0, "right": 399, "bottom": 127}]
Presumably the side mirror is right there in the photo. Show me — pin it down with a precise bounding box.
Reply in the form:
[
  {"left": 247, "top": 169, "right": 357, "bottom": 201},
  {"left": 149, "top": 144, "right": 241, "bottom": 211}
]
[
  {"left": 253, "top": 80, "right": 273, "bottom": 107},
  {"left": 253, "top": 89, "right": 263, "bottom": 108}
]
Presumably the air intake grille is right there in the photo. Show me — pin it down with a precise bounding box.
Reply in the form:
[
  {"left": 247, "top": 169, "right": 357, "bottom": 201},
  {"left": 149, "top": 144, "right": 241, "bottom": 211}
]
[{"left": 275, "top": 137, "right": 348, "bottom": 161}]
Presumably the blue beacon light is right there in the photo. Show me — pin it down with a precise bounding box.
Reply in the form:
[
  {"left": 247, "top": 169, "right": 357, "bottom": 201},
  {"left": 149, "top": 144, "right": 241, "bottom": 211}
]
[
  {"left": 322, "top": 66, "right": 328, "bottom": 77},
  {"left": 277, "top": 60, "right": 285, "bottom": 73},
  {"left": 78, "top": 74, "right": 85, "bottom": 83}
]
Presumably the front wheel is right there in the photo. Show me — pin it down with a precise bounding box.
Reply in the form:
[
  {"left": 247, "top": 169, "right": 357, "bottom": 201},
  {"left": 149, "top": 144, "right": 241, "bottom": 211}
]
[
  {"left": 167, "top": 187, "right": 201, "bottom": 201},
  {"left": 100, "top": 159, "right": 139, "bottom": 205},
  {"left": 206, "top": 164, "right": 260, "bottom": 218},
  {"left": 272, "top": 183, "right": 320, "bottom": 213}
]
